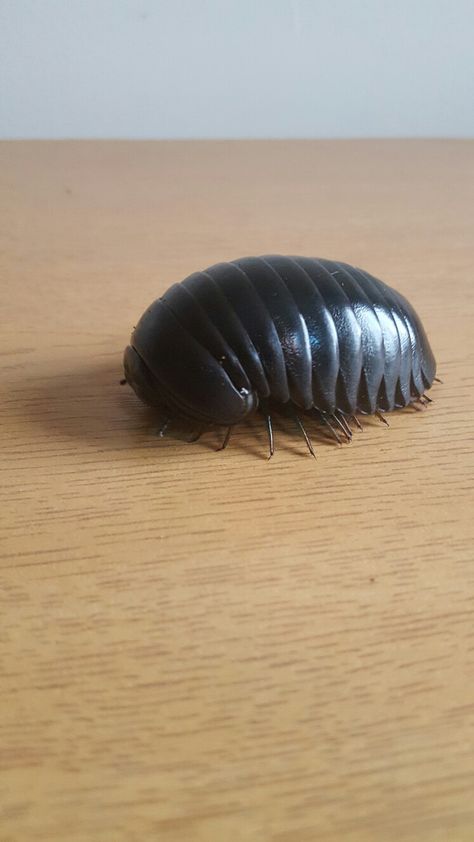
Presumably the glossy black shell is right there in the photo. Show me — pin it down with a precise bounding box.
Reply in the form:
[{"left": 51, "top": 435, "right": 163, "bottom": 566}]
[{"left": 124, "top": 255, "right": 436, "bottom": 427}]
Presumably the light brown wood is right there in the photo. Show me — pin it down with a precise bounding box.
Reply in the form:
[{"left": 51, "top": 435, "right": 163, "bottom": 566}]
[{"left": 1, "top": 140, "right": 473, "bottom": 842}]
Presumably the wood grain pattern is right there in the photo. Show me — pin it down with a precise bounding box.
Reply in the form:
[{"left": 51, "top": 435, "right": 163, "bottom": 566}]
[{"left": 1, "top": 140, "right": 473, "bottom": 842}]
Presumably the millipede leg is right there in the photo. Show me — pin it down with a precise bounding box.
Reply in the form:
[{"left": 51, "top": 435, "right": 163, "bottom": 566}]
[
  {"left": 265, "top": 414, "right": 275, "bottom": 459},
  {"left": 119, "top": 378, "right": 127, "bottom": 385},
  {"left": 332, "top": 413, "right": 352, "bottom": 443},
  {"left": 375, "top": 410, "right": 390, "bottom": 427},
  {"left": 294, "top": 415, "right": 316, "bottom": 458},
  {"left": 217, "top": 426, "right": 232, "bottom": 451},
  {"left": 412, "top": 395, "right": 429, "bottom": 408},
  {"left": 422, "top": 394, "right": 433, "bottom": 403},
  {"left": 336, "top": 411, "right": 353, "bottom": 441},
  {"left": 158, "top": 418, "right": 170, "bottom": 437},
  {"left": 320, "top": 413, "right": 342, "bottom": 445},
  {"left": 434, "top": 377, "right": 443, "bottom": 384}
]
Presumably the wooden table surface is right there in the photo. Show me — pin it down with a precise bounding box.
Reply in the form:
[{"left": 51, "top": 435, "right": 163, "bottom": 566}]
[{"left": 1, "top": 140, "right": 473, "bottom": 842}]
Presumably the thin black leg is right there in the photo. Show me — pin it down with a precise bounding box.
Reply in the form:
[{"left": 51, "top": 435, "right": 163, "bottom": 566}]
[
  {"left": 294, "top": 415, "right": 316, "bottom": 458},
  {"left": 265, "top": 414, "right": 275, "bottom": 459},
  {"left": 217, "top": 426, "right": 232, "bottom": 451}
]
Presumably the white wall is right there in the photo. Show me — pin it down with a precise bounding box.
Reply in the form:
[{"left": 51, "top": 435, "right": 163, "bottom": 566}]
[{"left": 1, "top": 0, "right": 473, "bottom": 139}]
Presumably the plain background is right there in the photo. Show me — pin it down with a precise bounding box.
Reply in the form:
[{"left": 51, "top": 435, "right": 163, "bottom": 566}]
[{"left": 1, "top": 0, "right": 473, "bottom": 139}]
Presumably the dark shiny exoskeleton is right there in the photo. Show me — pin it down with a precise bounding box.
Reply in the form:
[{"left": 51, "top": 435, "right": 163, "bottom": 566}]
[{"left": 123, "top": 256, "right": 437, "bottom": 455}]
